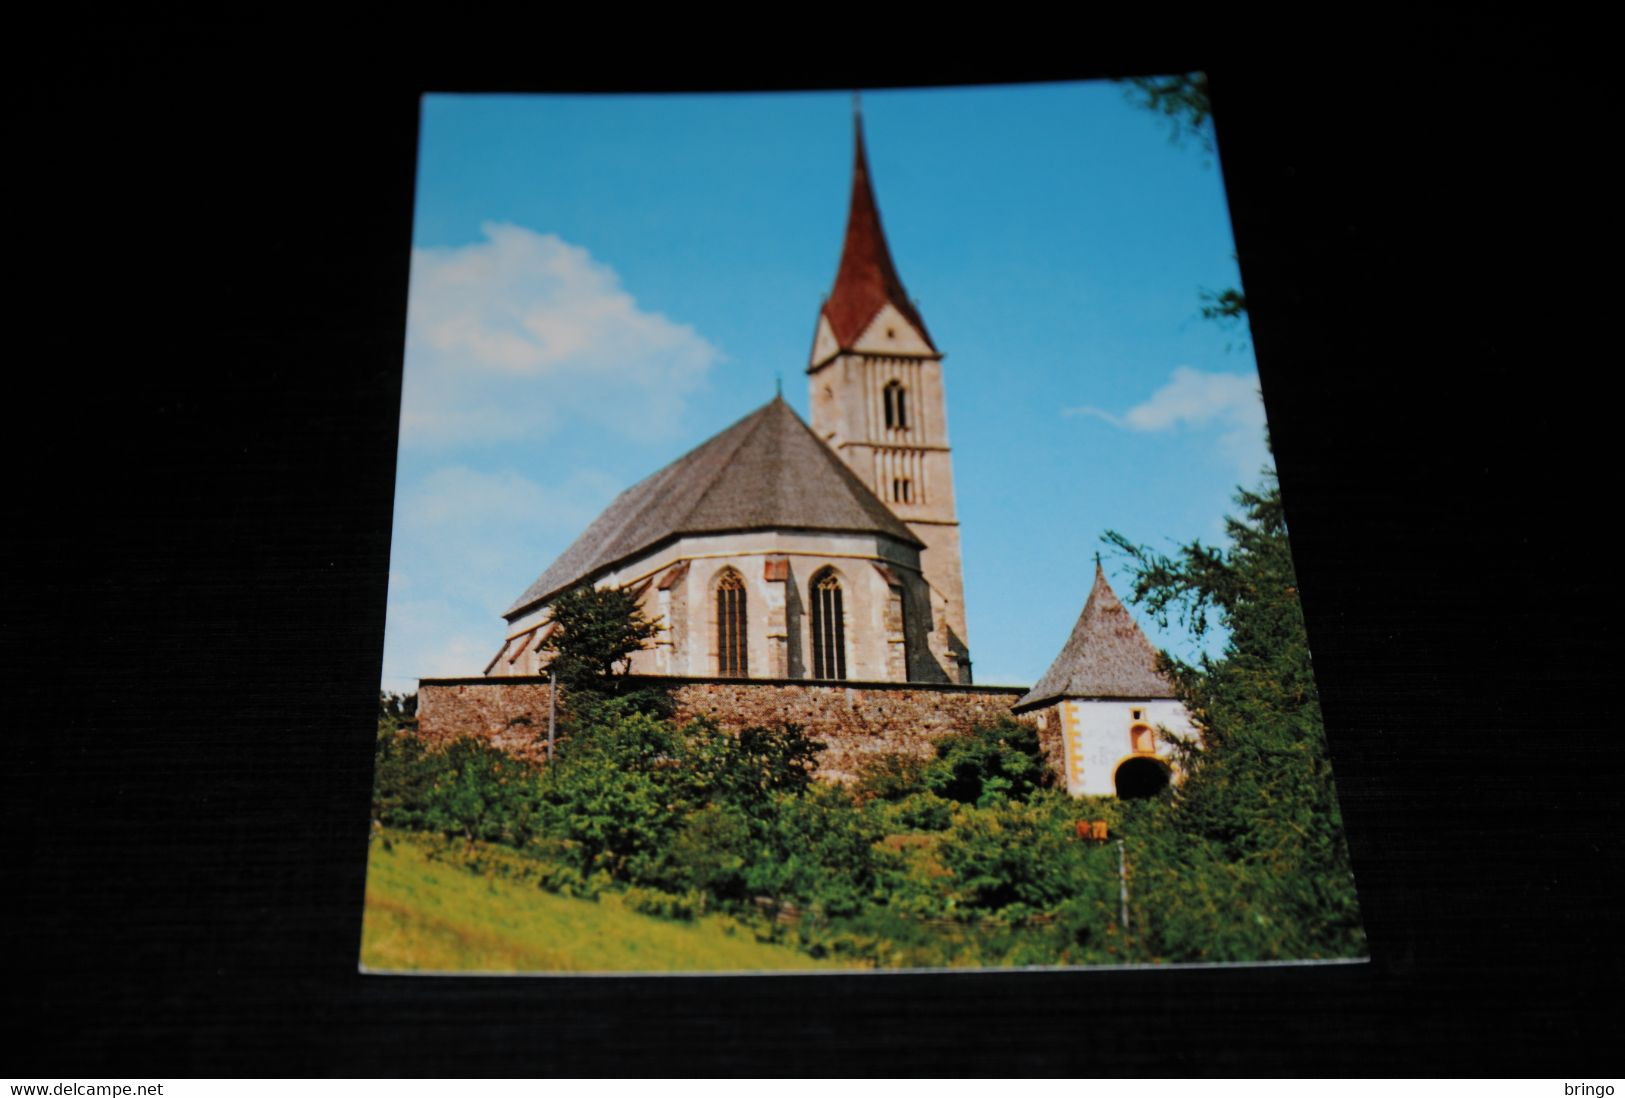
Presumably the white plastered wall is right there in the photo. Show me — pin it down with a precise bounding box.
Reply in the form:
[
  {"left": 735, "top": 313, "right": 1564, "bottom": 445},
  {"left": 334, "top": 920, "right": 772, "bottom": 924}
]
[
  {"left": 1053, "top": 697, "right": 1197, "bottom": 797},
  {"left": 497, "top": 528, "right": 931, "bottom": 682}
]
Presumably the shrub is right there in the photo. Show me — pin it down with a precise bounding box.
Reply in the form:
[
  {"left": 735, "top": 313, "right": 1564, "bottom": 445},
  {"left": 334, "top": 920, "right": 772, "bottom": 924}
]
[
  {"left": 923, "top": 717, "right": 1051, "bottom": 807},
  {"left": 656, "top": 803, "right": 754, "bottom": 901},
  {"left": 894, "top": 791, "right": 956, "bottom": 832},
  {"left": 372, "top": 726, "right": 435, "bottom": 831},
  {"left": 535, "top": 863, "right": 603, "bottom": 901},
  {"left": 538, "top": 713, "right": 686, "bottom": 879},
  {"left": 715, "top": 723, "right": 825, "bottom": 807},
  {"left": 936, "top": 792, "right": 1102, "bottom": 913},
  {"left": 421, "top": 738, "right": 547, "bottom": 851},
  {"left": 854, "top": 752, "right": 928, "bottom": 803},
  {"left": 743, "top": 784, "right": 884, "bottom": 918},
  {"left": 622, "top": 886, "right": 705, "bottom": 922}
]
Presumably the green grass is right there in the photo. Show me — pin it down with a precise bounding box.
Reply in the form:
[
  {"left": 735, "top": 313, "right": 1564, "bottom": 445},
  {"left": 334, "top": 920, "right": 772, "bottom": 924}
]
[{"left": 360, "top": 831, "right": 858, "bottom": 973}]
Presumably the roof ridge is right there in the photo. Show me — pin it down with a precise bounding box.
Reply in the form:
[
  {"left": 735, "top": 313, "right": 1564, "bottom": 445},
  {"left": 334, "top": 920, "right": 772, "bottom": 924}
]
[{"left": 678, "top": 398, "right": 780, "bottom": 528}]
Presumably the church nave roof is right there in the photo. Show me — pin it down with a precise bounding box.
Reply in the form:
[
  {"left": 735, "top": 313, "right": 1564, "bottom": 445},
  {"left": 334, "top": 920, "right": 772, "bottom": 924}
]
[{"left": 504, "top": 395, "right": 921, "bottom": 618}]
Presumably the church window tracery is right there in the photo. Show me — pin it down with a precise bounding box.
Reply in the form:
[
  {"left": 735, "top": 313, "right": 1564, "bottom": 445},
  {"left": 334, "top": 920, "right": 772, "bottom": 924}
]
[
  {"left": 883, "top": 380, "right": 908, "bottom": 430},
  {"left": 810, "top": 569, "right": 847, "bottom": 680},
  {"left": 716, "top": 569, "right": 748, "bottom": 676}
]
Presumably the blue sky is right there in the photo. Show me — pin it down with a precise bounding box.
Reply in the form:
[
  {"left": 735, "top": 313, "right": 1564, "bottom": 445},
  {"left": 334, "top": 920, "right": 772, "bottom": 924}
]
[{"left": 382, "top": 81, "right": 1271, "bottom": 691}]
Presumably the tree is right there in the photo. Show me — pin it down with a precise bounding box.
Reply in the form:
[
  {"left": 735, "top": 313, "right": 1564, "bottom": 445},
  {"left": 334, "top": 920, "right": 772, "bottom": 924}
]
[
  {"left": 373, "top": 691, "right": 429, "bottom": 830},
  {"left": 711, "top": 724, "right": 824, "bottom": 809},
  {"left": 378, "top": 690, "right": 417, "bottom": 729},
  {"left": 1123, "top": 71, "right": 1214, "bottom": 152},
  {"left": 922, "top": 717, "right": 1051, "bottom": 807},
  {"left": 372, "top": 718, "right": 433, "bottom": 832},
  {"left": 1104, "top": 473, "right": 1365, "bottom": 960},
  {"left": 423, "top": 738, "right": 546, "bottom": 852},
  {"left": 539, "top": 583, "right": 662, "bottom": 696}
]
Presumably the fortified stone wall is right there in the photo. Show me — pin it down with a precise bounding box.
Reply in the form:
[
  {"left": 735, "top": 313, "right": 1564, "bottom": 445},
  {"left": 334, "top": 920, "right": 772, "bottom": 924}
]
[
  {"left": 417, "top": 675, "right": 1028, "bottom": 781},
  {"left": 416, "top": 680, "right": 560, "bottom": 765}
]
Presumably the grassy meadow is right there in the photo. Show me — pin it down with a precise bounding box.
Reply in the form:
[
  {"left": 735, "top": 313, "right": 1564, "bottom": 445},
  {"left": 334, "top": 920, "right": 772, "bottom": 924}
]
[{"left": 361, "top": 830, "right": 853, "bottom": 973}]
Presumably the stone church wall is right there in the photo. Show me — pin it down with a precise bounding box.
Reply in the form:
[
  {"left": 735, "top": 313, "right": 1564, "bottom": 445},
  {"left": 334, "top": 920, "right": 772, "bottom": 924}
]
[{"left": 417, "top": 675, "right": 1028, "bottom": 781}]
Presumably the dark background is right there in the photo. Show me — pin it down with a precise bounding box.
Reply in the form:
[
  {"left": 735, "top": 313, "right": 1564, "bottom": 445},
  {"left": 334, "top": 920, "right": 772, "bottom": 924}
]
[{"left": 11, "top": 15, "right": 1616, "bottom": 1077}]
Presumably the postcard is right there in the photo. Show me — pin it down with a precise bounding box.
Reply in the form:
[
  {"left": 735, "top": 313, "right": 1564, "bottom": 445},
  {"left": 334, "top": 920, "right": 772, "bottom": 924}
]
[{"left": 363, "top": 81, "right": 1365, "bottom": 973}]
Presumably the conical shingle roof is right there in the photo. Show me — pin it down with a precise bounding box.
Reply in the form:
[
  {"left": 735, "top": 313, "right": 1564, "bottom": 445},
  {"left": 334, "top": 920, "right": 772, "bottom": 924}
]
[
  {"left": 1014, "top": 564, "right": 1177, "bottom": 710},
  {"left": 820, "top": 113, "right": 936, "bottom": 353},
  {"left": 504, "top": 396, "right": 921, "bottom": 618}
]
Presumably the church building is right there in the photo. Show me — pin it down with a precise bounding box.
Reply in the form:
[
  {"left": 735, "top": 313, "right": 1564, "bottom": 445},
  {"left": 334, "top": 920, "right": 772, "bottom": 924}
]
[
  {"left": 488, "top": 112, "right": 972, "bottom": 686},
  {"left": 464, "top": 107, "right": 1194, "bottom": 799}
]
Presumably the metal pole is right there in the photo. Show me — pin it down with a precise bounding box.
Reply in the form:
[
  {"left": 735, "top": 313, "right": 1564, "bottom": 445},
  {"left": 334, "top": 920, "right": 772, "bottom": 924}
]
[
  {"left": 547, "top": 669, "right": 557, "bottom": 762},
  {"left": 1117, "top": 839, "right": 1130, "bottom": 933}
]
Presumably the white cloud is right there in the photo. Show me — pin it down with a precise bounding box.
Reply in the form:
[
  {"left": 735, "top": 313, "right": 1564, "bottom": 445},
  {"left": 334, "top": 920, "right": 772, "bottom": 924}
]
[
  {"left": 1065, "top": 366, "right": 1270, "bottom": 478},
  {"left": 400, "top": 223, "right": 719, "bottom": 448}
]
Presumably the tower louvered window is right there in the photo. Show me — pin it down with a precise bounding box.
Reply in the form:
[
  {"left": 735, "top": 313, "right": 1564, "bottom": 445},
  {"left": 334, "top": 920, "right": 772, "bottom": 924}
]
[
  {"left": 884, "top": 380, "right": 908, "bottom": 430},
  {"left": 810, "top": 569, "right": 847, "bottom": 680},
  {"left": 716, "top": 569, "right": 747, "bottom": 676}
]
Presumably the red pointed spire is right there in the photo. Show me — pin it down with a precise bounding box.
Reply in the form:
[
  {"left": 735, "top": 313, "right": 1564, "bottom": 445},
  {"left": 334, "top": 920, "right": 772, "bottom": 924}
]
[{"left": 821, "top": 106, "right": 936, "bottom": 352}]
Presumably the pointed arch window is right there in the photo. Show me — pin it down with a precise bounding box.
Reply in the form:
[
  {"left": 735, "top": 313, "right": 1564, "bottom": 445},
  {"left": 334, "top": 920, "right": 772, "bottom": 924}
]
[
  {"left": 716, "top": 569, "right": 748, "bottom": 676},
  {"left": 883, "top": 380, "right": 908, "bottom": 431},
  {"left": 810, "top": 569, "right": 847, "bottom": 680}
]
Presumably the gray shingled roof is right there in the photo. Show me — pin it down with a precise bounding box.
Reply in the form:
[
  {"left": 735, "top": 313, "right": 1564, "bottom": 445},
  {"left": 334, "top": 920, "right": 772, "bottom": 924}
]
[
  {"left": 1014, "top": 564, "right": 1177, "bottom": 709},
  {"left": 504, "top": 396, "right": 921, "bottom": 618}
]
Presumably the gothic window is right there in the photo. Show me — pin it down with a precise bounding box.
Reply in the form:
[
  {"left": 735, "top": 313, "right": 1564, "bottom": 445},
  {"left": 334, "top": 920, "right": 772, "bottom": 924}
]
[
  {"left": 883, "top": 380, "right": 908, "bottom": 430},
  {"left": 810, "top": 569, "right": 847, "bottom": 680},
  {"left": 716, "top": 569, "right": 748, "bottom": 676},
  {"left": 892, "top": 477, "right": 913, "bottom": 504}
]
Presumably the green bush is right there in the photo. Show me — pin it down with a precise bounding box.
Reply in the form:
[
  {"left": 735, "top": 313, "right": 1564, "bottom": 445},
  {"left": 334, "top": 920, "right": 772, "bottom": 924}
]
[
  {"left": 656, "top": 803, "right": 754, "bottom": 901},
  {"left": 538, "top": 711, "right": 687, "bottom": 879},
  {"left": 418, "top": 738, "right": 547, "bottom": 851},
  {"left": 622, "top": 886, "right": 705, "bottom": 922},
  {"left": 715, "top": 723, "right": 825, "bottom": 807},
  {"left": 534, "top": 863, "right": 603, "bottom": 901},
  {"left": 540, "top": 584, "right": 661, "bottom": 696},
  {"left": 894, "top": 791, "right": 956, "bottom": 832},
  {"left": 936, "top": 793, "right": 1101, "bottom": 913},
  {"left": 372, "top": 726, "right": 435, "bottom": 832},
  {"left": 742, "top": 784, "right": 884, "bottom": 918},
  {"left": 923, "top": 717, "right": 1051, "bottom": 807},
  {"left": 373, "top": 730, "right": 547, "bottom": 851},
  {"left": 854, "top": 752, "right": 928, "bottom": 802}
]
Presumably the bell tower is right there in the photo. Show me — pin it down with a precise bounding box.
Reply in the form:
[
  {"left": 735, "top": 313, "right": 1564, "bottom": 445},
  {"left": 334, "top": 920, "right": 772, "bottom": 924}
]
[{"left": 808, "top": 105, "right": 972, "bottom": 683}]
